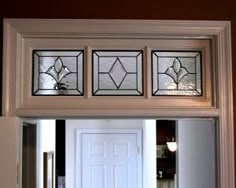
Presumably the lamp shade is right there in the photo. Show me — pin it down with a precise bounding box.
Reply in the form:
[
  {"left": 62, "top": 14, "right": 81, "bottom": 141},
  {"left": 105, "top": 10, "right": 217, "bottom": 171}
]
[{"left": 167, "top": 141, "right": 177, "bottom": 152}]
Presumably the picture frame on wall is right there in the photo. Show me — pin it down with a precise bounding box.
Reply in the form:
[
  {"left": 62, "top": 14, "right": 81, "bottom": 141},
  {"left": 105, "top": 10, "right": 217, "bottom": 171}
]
[
  {"left": 156, "top": 145, "right": 168, "bottom": 158},
  {"left": 44, "top": 151, "right": 54, "bottom": 188}
]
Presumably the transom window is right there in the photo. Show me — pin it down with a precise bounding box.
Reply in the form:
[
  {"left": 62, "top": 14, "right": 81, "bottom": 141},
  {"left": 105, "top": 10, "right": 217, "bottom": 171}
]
[{"left": 32, "top": 49, "right": 203, "bottom": 97}]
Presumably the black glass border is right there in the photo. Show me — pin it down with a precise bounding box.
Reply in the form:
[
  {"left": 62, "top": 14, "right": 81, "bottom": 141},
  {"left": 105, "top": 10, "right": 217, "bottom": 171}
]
[
  {"left": 92, "top": 50, "right": 144, "bottom": 96},
  {"left": 151, "top": 50, "right": 203, "bottom": 97},
  {"left": 32, "top": 49, "right": 84, "bottom": 96}
]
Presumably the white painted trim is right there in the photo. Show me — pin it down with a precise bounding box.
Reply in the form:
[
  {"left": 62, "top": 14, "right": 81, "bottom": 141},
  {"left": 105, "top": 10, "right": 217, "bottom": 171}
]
[
  {"left": 2, "top": 19, "right": 230, "bottom": 38},
  {"left": 3, "top": 19, "right": 217, "bottom": 116},
  {"left": 1, "top": 19, "right": 234, "bottom": 188},
  {"left": 75, "top": 128, "right": 142, "bottom": 188},
  {"left": 143, "top": 120, "right": 156, "bottom": 188},
  {"left": 216, "top": 22, "right": 234, "bottom": 188}
]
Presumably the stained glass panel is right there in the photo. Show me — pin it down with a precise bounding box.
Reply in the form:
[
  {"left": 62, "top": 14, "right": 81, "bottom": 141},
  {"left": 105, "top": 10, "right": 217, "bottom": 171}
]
[
  {"left": 92, "top": 50, "right": 143, "bottom": 96},
  {"left": 152, "top": 51, "right": 202, "bottom": 96},
  {"left": 32, "top": 50, "right": 83, "bottom": 96}
]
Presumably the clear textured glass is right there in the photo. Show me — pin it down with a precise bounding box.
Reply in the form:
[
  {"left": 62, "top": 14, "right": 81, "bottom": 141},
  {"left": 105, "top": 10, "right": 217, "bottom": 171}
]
[
  {"left": 32, "top": 50, "right": 83, "bottom": 96},
  {"left": 93, "top": 51, "right": 143, "bottom": 96},
  {"left": 152, "top": 51, "right": 202, "bottom": 96}
]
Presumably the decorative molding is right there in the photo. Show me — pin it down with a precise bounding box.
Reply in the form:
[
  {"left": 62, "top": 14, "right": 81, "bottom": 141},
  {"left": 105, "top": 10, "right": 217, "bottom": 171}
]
[
  {"left": 4, "top": 19, "right": 230, "bottom": 38},
  {"left": 3, "top": 19, "right": 215, "bottom": 116},
  {"left": 216, "top": 22, "right": 234, "bottom": 188},
  {"left": 16, "top": 108, "right": 220, "bottom": 118}
]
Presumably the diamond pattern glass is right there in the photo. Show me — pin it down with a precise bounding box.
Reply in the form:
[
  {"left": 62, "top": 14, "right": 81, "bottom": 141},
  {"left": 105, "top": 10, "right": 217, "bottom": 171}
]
[
  {"left": 93, "top": 50, "right": 143, "bottom": 96},
  {"left": 32, "top": 50, "right": 84, "bottom": 96},
  {"left": 152, "top": 51, "right": 202, "bottom": 96}
]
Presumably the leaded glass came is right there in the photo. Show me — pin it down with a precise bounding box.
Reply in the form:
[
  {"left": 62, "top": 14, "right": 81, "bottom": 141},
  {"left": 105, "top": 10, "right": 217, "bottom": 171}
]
[
  {"left": 152, "top": 51, "right": 202, "bottom": 96},
  {"left": 33, "top": 50, "right": 84, "bottom": 95},
  {"left": 92, "top": 50, "right": 143, "bottom": 96}
]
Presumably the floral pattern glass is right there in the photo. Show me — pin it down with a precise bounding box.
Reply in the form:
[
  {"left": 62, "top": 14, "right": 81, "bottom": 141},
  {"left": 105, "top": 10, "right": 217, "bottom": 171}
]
[
  {"left": 33, "top": 50, "right": 83, "bottom": 95},
  {"left": 152, "top": 51, "right": 202, "bottom": 96}
]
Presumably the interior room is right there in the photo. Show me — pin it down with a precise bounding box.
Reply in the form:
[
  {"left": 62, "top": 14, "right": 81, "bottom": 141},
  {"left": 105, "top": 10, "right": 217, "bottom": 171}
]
[{"left": 22, "top": 118, "right": 216, "bottom": 188}]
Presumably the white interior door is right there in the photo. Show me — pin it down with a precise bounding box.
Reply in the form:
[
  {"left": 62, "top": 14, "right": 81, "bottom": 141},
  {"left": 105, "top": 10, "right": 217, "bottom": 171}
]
[
  {"left": 77, "top": 129, "right": 142, "bottom": 188},
  {"left": 0, "top": 117, "right": 20, "bottom": 188}
]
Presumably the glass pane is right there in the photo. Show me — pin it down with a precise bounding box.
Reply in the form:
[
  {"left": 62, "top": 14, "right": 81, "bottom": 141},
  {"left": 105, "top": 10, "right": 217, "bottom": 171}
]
[
  {"left": 32, "top": 50, "right": 84, "bottom": 96},
  {"left": 92, "top": 50, "right": 143, "bottom": 96},
  {"left": 152, "top": 51, "right": 202, "bottom": 96}
]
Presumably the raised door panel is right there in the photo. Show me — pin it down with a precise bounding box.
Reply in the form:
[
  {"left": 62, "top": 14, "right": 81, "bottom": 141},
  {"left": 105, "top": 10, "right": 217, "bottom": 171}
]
[{"left": 81, "top": 133, "right": 137, "bottom": 188}]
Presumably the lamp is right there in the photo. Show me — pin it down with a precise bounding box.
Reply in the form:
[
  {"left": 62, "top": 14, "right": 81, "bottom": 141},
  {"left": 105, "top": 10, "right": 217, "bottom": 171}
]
[{"left": 166, "top": 137, "right": 177, "bottom": 152}]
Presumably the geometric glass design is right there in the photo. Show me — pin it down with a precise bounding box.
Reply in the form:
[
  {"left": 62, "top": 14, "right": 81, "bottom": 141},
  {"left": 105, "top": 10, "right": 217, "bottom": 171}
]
[
  {"left": 92, "top": 50, "right": 143, "bottom": 96},
  {"left": 32, "top": 50, "right": 83, "bottom": 96},
  {"left": 152, "top": 51, "right": 202, "bottom": 96}
]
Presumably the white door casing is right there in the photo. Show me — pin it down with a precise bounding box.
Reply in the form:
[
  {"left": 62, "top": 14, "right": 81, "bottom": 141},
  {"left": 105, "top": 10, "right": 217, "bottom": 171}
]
[
  {"left": 0, "top": 19, "right": 234, "bottom": 188},
  {"left": 76, "top": 129, "right": 142, "bottom": 188}
]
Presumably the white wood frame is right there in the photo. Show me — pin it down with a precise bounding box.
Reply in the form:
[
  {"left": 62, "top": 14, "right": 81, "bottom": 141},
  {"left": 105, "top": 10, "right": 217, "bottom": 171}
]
[{"left": 1, "top": 19, "right": 234, "bottom": 188}]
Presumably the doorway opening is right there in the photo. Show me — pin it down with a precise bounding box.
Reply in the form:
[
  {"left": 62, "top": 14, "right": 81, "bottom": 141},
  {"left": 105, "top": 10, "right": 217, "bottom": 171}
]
[{"left": 22, "top": 118, "right": 216, "bottom": 188}]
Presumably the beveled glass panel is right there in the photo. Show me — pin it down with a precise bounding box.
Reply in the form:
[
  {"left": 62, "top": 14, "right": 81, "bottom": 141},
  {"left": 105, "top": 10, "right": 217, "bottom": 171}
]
[
  {"left": 32, "top": 50, "right": 84, "bottom": 96},
  {"left": 152, "top": 51, "right": 202, "bottom": 96},
  {"left": 92, "top": 50, "right": 143, "bottom": 96}
]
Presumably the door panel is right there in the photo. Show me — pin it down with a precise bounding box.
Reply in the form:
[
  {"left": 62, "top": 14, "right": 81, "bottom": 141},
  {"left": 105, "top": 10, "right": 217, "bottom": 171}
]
[
  {"left": 0, "top": 117, "right": 20, "bottom": 188},
  {"left": 81, "top": 133, "right": 139, "bottom": 188}
]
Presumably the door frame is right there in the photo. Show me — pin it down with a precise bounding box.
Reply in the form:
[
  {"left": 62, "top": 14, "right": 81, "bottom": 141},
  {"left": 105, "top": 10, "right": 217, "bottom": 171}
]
[
  {"left": 76, "top": 128, "right": 142, "bottom": 188},
  {"left": 1, "top": 19, "right": 234, "bottom": 188}
]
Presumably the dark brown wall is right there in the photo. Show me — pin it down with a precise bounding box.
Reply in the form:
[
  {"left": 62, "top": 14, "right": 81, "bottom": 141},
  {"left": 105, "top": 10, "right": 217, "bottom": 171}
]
[{"left": 0, "top": 0, "right": 235, "bottom": 175}]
